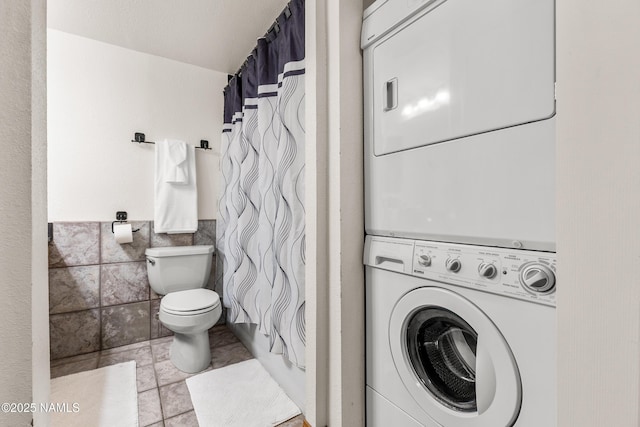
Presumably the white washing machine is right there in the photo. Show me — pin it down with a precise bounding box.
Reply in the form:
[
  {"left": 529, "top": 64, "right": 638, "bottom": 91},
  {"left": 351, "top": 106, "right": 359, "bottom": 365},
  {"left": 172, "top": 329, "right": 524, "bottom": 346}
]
[
  {"left": 362, "top": 0, "right": 556, "bottom": 251},
  {"left": 365, "top": 235, "right": 556, "bottom": 426}
]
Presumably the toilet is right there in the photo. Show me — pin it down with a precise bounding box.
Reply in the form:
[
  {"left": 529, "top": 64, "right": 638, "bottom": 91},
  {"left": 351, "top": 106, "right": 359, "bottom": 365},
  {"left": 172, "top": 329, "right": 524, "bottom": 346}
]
[{"left": 145, "top": 245, "right": 222, "bottom": 373}]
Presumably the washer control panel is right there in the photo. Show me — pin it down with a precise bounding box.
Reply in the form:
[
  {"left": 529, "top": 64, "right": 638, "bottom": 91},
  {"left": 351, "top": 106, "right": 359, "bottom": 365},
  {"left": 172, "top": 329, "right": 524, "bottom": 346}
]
[{"left": 412, "top": 240, "right": 556, "bottom": 307}]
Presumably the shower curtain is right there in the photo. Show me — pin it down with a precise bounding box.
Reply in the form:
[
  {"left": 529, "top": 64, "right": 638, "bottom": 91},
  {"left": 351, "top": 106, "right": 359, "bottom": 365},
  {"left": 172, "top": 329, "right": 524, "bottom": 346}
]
[{"left": 217, "top": 0, "right": 306, "bottom": 368}]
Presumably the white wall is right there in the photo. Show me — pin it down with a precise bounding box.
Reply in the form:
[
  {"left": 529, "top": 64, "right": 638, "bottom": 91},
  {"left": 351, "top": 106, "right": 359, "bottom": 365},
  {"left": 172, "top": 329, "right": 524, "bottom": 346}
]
[
  {"left": 304, "top": 0, "right": 330, "bottom": 425},
  {"left": 0, "top": 3, "right": 32, "bottom": 424},
  {"left": 557, "top": 1, "right": 640, "bottom": 426},
  {"left": 305, "top": 0, "right": 365, "bottom": 425},
  {"left": 0, "top": 1, "right": 48, "bottom": 426},
  {"left": 326, "top": 1, "right": 365, "bottom": 425},
  {"left": 31, "top": 0, "right": 50, "bottom": 426},
  {"left": 47, "top": 30, "right": 227, "bottom": 222}
]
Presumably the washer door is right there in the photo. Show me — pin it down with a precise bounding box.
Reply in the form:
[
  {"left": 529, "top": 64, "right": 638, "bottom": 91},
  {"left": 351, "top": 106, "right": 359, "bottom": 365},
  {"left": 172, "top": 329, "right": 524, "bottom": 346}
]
[{"left": 390, "top": 287, "right": 521, "bottom": 426}]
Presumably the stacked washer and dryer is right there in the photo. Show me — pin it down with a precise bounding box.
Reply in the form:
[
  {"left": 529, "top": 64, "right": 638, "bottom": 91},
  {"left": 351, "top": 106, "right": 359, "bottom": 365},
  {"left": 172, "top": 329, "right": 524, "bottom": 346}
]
[{"left": 362, "top": 0, "right": 556, "bottom": 426}]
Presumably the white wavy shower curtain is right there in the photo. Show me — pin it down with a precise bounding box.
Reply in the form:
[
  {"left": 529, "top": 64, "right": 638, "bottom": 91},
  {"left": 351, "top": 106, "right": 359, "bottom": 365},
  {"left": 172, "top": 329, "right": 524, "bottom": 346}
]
[{"left": 217, "top": 0, "right": 305, "bottom": 368}]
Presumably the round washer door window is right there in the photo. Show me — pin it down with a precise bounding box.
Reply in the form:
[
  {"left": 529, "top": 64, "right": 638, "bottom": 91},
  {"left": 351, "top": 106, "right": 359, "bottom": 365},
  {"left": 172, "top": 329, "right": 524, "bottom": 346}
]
[
  {"left": 406, "top": 307, "right": 479, "bottom": 412},
  {"left": 390, "top": 287, "right": 521, "bottom": 427}
]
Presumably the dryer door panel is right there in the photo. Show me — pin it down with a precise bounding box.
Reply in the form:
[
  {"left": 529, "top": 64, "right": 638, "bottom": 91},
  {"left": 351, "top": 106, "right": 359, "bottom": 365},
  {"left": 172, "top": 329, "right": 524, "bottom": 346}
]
[
  {"left": 365, "top": 118, "right": 556, "bottom": 252},
  {"left": 371, "top": 0, "right": 555, "bottom": 156}
]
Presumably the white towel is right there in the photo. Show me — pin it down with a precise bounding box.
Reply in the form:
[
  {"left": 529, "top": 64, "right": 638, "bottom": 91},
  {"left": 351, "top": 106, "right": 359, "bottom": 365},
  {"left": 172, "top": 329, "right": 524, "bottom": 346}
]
[
  {"left": 162, "top": 139, "right": 188, "bottom": 184},
  {"left": 155, "top": 140, "right": 198, "bottom": 233}
]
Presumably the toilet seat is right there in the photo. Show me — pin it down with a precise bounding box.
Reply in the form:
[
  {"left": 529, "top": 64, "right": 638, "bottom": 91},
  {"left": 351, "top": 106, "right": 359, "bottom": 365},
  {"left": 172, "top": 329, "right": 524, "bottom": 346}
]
[{"left": 161, "top": 288, "right": 220, "bottom": 316}]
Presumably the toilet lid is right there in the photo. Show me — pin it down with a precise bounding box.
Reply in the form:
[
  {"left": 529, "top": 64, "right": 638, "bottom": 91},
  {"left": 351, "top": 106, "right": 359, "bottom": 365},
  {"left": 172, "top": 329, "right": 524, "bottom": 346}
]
[{"left": 161, "top": 289, "right": 220, "bottom": 315}]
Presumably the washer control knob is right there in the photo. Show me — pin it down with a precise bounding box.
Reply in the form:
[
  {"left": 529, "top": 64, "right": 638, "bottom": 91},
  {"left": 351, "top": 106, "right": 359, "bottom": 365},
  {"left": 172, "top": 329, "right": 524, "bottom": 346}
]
[
  {"left": 478, "top": 263, "right": 497, "bottom": 279},
  {"left": 418, "top": 254, "right": 432, "bottom": 267},
  {"left": 520, "top": 264, "right": 556, "bottom": 293},
  {"left": 445, "top": 258, "right": 462, "bottom": 273}
]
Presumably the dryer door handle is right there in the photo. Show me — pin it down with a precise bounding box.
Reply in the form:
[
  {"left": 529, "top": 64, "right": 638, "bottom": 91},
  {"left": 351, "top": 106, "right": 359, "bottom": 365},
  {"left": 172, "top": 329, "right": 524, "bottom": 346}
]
[
  {"left": 384, "top": 78, "right": 398, "bottom": 111},
  {"left": 476, "top": 335, "right": 497, "bottom": 415}
]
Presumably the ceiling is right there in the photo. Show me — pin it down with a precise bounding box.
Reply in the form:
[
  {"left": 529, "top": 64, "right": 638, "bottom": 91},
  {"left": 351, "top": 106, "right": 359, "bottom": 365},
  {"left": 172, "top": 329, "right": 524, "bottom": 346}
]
[{"left": 47, "top": 0, "right": 291, "bottom": 74}]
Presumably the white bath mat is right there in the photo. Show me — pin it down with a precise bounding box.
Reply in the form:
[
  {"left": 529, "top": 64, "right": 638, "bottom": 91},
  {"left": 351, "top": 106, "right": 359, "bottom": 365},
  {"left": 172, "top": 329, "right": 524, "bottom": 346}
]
[
  {"left": 187, "top": 359, "right": 301, "bottom": 427},
  {"left": 50, "top": 361, "right": 138, "bottom": 427}
]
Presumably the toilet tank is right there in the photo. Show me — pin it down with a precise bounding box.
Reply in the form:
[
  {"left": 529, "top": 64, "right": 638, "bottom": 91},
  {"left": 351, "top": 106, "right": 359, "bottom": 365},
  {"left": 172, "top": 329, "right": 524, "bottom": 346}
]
[{"left": 145, "top": 245, "right": 214, "bottom": 295}]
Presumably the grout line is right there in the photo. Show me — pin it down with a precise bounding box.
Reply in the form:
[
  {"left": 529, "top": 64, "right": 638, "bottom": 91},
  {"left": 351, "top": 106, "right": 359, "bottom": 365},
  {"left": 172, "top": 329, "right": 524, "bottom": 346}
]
[
  {"left": 49, "top": 306, "right": 101, "bottom": 316},
  {"left": 48, "top": 263, "right": 101, "bottom": 269},
  {"left": 50, "top": 350, "right": 100, "bottom": 366},
  {"left": 163, "top": 408, "right": 195, "bottom": 423},
  {"left": 49, "top": 297, "right": 152, "bottom": 317},
  {"left": 100, "top": 259, "right": 148, "bottom": 265},
  {"left": 149, "top": 298, "right": 153, "bottom": 341},
  {"left": 155, "top": 372, "right": 167, "bottom": 422}
]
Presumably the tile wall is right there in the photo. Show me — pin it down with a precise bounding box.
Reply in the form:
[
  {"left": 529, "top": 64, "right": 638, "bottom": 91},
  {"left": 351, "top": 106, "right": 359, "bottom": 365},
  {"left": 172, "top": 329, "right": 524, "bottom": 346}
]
[{"left": 48, "top": 220, "right": 222, "bottom": 360}]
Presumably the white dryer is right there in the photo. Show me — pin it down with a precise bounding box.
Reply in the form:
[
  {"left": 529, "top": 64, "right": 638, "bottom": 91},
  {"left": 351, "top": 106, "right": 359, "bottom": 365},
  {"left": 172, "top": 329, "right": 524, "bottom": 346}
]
[
  {"left": 362, "top": 0, "right": 556, "bottom": 251},
  {"left": 365, "top": 235, "right": 556, "bottom": 426}
]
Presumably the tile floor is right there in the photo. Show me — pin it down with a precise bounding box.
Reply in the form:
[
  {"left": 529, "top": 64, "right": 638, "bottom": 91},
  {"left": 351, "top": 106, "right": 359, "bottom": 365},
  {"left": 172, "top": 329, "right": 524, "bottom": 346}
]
[{"left": 50, "top": 325, "right": 305, "bottom": 427}]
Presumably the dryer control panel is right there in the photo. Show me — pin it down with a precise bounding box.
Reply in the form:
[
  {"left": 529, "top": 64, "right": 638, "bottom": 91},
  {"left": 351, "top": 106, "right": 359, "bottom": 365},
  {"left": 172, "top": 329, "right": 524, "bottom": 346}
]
[{"left": 412, "top": 240, "right": 556, "bottom": 307}]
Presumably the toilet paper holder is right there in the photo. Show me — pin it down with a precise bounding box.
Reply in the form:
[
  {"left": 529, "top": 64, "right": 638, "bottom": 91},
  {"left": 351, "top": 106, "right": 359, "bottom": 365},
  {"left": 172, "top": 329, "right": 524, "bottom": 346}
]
[{"left": 111, "top": 211, "right": 141, "bottom": 234}]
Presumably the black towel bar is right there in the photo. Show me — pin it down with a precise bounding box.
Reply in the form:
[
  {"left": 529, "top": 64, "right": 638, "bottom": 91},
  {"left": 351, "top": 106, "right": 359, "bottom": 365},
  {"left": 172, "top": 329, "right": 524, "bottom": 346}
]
[{"left": 131, "top": 133, "right": 211, "bottom": 150}]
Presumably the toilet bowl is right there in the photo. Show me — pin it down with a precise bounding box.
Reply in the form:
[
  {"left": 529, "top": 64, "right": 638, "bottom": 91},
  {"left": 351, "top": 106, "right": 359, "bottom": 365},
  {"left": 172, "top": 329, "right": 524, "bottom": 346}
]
[
  {"left": 145, "top": 245, "right": 222, "bottom": 373},
  {"left": 159, "top": 288, "right": 222, "bottom": 373}
]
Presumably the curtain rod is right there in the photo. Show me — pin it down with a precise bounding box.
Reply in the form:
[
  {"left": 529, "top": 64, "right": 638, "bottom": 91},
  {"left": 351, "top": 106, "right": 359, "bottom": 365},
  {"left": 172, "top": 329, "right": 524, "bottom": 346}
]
[{"left": 231, "top": 1, "right": 294, "bottom": 79}]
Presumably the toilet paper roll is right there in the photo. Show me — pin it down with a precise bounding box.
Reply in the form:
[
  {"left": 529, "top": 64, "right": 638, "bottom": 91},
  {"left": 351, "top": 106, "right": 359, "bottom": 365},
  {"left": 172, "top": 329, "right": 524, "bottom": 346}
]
[{"left": 114, "top": 223, "right": 134, "bottom": 244}]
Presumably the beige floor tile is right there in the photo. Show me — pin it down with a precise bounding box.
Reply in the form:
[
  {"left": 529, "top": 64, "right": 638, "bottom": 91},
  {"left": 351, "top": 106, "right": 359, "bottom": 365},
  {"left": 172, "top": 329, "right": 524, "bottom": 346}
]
[
  {"left": 151, "top": 340, "right": 172, "bottom": 363},
  {"left": 164, "top": 410, "right": 199, "bottom": 427},
  {"left": 137, "top": 363, "right": 158, "bottom": 392},
  {"left": 154, "top": 359, "right": 211, "bottom": 387},
  {"left": 211, "top": 341, "right": 253, "bottom": 369},
  {"left": 150, "top": 335, "right": 174, "bottom": 345},
  {"left": 208, "top": 326, "right": 240, "bottom": 348},
  {"left": 159, "top": 381, "right": 194, "bottom": 419},
  {"left": 100, "top": 339, "right": 150, "bottom": 356},
  {"left": 138, "top": 388, "right": 163, "bottom": 427},
  {"left": 98, "top": 345, "right": 153, "bottom": 368}
]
